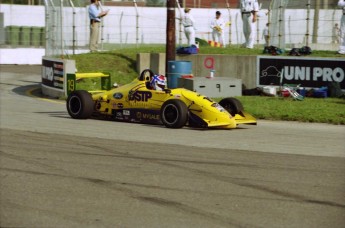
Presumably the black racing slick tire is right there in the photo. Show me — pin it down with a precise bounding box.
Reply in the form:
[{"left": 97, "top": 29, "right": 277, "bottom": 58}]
[
  {"left": 219, "top": 97, "right": 244, "bottom": 116},
  {"left": 160, "top": 99, "right": 188, "bottom": 128},
  {"left": 66, "top": 90, "right": 94, "bottom": 119}
]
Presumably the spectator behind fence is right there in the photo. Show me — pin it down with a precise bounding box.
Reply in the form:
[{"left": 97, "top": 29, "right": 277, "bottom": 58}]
[
  {"left": 210, "top": 11, "right": 226, "bottom": 47},
  {"left": 332, "top": 23, "right": 340, "bottom": 44},
  {"left": 338, "top": 0, "right": 345, "bottom": 54},
  {"left": 182, "top": 8, "right": 196, "bottom": 46},
  {"left": 262, "top": 23, "right": 269, "bottom": 47},
  {"left": 240, "top": 0, "right": 259, "bottom": 49},
  {"left": 88, "top": 0, "right": 109, "bottom": 52}
]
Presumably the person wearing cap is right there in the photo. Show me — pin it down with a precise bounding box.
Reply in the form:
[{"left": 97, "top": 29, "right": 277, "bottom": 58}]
[
  {"left": 88, "top": 0, "right": 109, "bottom": 52},
  {"left": 337, "top": 0, "right": 345, "bottom": 54},
  {"left": 210, "top": 11, "right": 226, "bottom": 47},
  {"left": 182, "top": 8, "right": 196, "bottom": 46},
  {"left": 240, "top": 0, "right": 259, "bottom": 49}
]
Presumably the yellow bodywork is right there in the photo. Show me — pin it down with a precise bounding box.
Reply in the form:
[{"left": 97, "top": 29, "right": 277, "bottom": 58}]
[{"left": 90, "top": 78, "right": 256, "bottom": 129}]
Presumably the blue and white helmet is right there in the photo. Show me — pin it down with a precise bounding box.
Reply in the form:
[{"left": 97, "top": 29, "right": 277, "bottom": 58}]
[{"left": 150, "top": 74, "right": 166, "bottom": 90}]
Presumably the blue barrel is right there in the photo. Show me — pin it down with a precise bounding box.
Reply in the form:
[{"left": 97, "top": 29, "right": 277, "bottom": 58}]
[{"left": 167, "top": 60, "right": 192, "bottom": 88}]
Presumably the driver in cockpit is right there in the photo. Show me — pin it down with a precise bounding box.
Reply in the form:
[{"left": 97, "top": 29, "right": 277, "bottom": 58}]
[{"left": 150, "top": 74, "right": 167, "bottom": 91}]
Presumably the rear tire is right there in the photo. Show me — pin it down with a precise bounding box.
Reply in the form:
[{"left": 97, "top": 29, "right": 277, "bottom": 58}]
[
  {"left": 66, "top": 90, "right": 94, "bottom": 119},
  {"left": 219, "top": 97, "right": 244, "bottom": 116},
  {"left": 160, "top": 99, "right": 188, "bottom": 128}
]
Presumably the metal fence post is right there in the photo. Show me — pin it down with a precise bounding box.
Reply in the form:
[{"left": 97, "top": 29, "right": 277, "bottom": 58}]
[
  {"left": 226, "top": 0, "right": 232, "bottom": 45},
  {"left": 68, "top": 0, "right": 76, "bottom": 55},
  {"left": 267, "top": 2, "right": 272, "bottom": 47},
  {"left": 60, "top": 0, "right": 64, "bottom": 57},
  {"left": 306, "top": 0, "right": 311, "bottom": 46},
  {"left": 278, "top": 1, "right": 283, "bottom": 47},
  {"left": 134, "top": 0, "right": 139, "bottom": 48},
  {"left": 120, "top": 11, "right": 123, "bottom": 48}
]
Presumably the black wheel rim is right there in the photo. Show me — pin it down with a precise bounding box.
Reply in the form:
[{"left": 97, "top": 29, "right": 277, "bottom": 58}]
[
  {"left": 163, "top": 104, "right": 178, "bottom": 124},
  {"left": 69, "top": 96, "right": 82, "bottom": 115}
]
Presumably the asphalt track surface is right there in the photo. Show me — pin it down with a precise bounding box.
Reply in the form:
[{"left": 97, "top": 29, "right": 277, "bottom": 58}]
[{"left": 1, "top": 65, "right": 345, "bottom": 228}]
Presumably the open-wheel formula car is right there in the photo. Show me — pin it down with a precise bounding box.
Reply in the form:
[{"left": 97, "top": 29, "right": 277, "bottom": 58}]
[{"left": 66, "top": 69, "right": 257, "bottom": 129}]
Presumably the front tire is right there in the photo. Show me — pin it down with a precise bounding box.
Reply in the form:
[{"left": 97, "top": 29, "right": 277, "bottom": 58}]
[
  {"left": 219, "top": 97, "right": 244, "bottom": 116},
  {"left": 160, "top": 99, "right": 188, "bottom": 128},
  {"left": 66, "top": 90, "right": 94, "bottom": 119}
]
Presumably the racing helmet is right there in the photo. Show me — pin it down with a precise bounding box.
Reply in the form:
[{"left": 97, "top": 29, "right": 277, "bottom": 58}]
[{"left": 150, "top": 74, "right": 166, "bottom": 90}]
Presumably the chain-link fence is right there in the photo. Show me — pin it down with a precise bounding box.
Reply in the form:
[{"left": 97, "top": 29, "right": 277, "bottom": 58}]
[
  {"left": 267, "top": 0, "right": 343, "bottom": 49},
  {"left": 0, "top": 0, "right": 343, "bottom": 56}
]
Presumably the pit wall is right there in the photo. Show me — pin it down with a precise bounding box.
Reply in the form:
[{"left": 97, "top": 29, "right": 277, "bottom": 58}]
[
  {"left": 137, "top": 53, "right": 257, "bottom": 89},
  {"left": 137, "top": 53, "right": 345, "bottom": 91}
]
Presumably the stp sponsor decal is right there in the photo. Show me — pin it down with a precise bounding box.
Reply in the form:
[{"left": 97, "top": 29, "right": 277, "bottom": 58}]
[{"left": 129, "top": 91, "right": 152, "bottom": 102}]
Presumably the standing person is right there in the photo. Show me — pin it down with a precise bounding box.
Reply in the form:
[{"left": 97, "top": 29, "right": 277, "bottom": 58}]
[
  {"left": 262, "top": 23, "right": 269, "bottom": 47},
  {"left": 337, "top": 0, "right": 345, "bottom": 54},
  {"left": 240, "top": 0, "right": 259, "bottom": 49},
  {"left": 88, "top": 0, "right": 108, "bottom": 52},
  {"left": 182, "top": 8, "right": 196, "bottom": 46},
  {"left": 332, "top": 23, "right": 340, "bottom": 44},
  {"left": 210, "top": 11, "right": 226, "bottom": 47}
]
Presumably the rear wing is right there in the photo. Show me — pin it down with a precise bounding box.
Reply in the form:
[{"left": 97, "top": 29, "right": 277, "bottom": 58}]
[{"left": 66, "top": 72, "right": 111, "bottom": 96}]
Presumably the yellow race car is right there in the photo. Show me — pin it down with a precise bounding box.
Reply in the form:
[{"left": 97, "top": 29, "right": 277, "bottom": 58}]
[{"left": 66, "top": 69, "right": 256, "bottom": 129}]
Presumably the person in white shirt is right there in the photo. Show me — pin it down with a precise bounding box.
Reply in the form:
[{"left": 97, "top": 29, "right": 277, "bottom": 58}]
[
  {"left": 262, "top": 23, "right": 269, "bottom": 47},
  {"left": 240, "top": 0, "right": 259, "bottom": 49},
  {"left": 332, "top": 23, "right": 340, "bottom": 44},
  {"left": 337, "top": 0, "right": 345, "bottom": 54},
  {"left": 210, "top": 11, "right": 226, "bottom": 47},
  {"left": 182, "top": 8, "right": 196, "bottom": 46}
]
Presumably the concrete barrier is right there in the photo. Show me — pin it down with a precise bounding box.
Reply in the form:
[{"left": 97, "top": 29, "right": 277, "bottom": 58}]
[
  {"left": 137, "top": 53, "right": 257, "bottom": 89},
  {"left": 137, "top": 53, "right": 345, "bottom": 90}
]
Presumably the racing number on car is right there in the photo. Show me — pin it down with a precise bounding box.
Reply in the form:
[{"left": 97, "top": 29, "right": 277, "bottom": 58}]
[
  {"left": 66, "top": 74, "right": 76, "bottom": 96},
  {"left": 67, "top": 79, "right": 75, "bottom": 93}
]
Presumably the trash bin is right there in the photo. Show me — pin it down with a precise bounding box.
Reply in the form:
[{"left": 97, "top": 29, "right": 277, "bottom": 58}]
[
  {"left": 20, "top": 26, "right": 31, "bottom": 46},
  {"left": 6, "top": 26, "right": 20, "bottom": 45},
  {"left": 30, "top": 27, "right": 39, "bottom": 46},
  {"left": 167, "top": 60, "right": 192, "bottom": 89}
]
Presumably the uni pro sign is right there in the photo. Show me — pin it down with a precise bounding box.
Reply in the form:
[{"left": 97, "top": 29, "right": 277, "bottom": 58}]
[
  {"left": 42, "top": 58, "right": 64, "bottom": 90},
  {"left": 257, "top": 56, "right": 345, "bottom": 89},
  {"left": 41, "top": 57, "right": 76, "bottom": 97}
]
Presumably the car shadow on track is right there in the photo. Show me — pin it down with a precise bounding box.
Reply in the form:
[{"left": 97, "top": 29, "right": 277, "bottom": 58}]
[
  {"left": 34, "top": 111, "right": 70, "bottom": 119},
  {"left": 11, "top": 82, "right": 40, "bottom": 97},
  {"left": 12, "top": 83, "right": 63, "bottom": 102}
]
